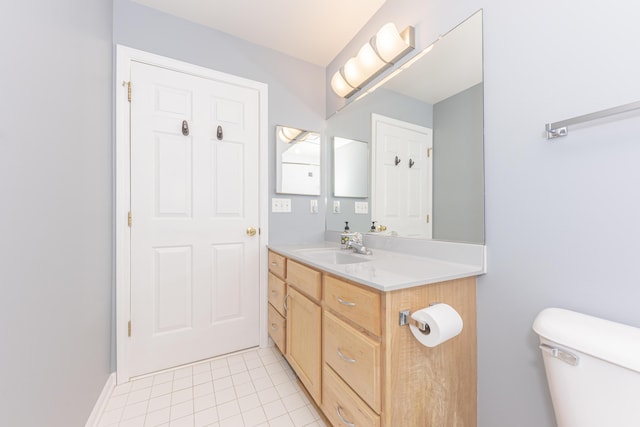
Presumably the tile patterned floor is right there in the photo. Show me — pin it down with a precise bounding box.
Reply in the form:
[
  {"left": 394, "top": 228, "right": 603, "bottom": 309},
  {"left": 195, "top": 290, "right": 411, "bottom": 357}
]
[{"left": 97, "top": 347, "right": 327, "bottom": 427}]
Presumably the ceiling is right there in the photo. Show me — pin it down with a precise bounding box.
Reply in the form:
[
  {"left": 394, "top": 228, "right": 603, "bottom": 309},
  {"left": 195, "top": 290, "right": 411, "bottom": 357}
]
[{"left": 131, "top": 0, "right": 387, "bottom": 66}]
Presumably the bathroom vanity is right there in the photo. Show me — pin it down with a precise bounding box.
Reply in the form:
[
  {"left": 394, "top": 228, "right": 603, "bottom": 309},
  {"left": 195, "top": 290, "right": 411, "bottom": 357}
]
[{"left": 267, "top": 244, "right": 483, "bottom": 427}]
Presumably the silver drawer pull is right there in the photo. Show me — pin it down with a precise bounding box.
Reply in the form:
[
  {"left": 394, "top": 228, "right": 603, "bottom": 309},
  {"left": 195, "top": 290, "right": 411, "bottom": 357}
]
[
  {"left": 271, "top": 262, "right": 278, "bottom": 267},
  {"left": 336, "top": 405, "right": 355, "bottom": 427},
  {"left": 337, "top": 348, "right": 356, "bottom": 364},
  {"left": 271, "top": 290, "right": 278, "bottom": 296},
  {"left": 337, "top": 297, "right": 356, "bottom": 307},
  {"left": 283, "top": 293, "right": 290, "bottom": 312},
  {"left": 271, "top": 323, "right": 278, "bottom": 330}
]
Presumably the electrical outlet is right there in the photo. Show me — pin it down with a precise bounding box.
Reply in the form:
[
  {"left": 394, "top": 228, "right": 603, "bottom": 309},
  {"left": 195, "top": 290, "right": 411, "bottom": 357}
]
[
  {"left": 310, "top": 199, "right": 318, "bottom": 214},
  {"left": 332, "top": 200, "right": 341, "bottom": 213},
  {"left": 355, "top": 201, "right": 369, "bottom": 214}
]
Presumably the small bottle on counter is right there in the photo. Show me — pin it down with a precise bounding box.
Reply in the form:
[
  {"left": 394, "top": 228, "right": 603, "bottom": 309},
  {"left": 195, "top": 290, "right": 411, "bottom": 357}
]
[{"left": 340, "top": 221, "right": 354, "bottom": 249}]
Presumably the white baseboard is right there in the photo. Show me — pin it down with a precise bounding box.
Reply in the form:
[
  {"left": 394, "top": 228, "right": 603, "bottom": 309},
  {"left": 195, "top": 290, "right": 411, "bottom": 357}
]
[{"left": 85, "top": 372, "right": 116, "bottom": 427}]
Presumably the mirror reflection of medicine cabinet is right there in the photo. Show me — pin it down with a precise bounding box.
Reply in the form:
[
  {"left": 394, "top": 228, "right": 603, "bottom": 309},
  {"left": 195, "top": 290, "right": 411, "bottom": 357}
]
[
  {"left": 276, "top": 125, "right": 321, "bottom": 196},
  {"left": 333, "top": 136, "right": 368, "bottom": 198}
]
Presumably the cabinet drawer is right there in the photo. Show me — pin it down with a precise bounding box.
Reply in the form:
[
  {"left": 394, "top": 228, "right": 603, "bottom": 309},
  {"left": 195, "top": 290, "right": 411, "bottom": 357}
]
[
  {"left": 268, "top": 272, "right": 286, "bottom": 316},
  {"left": 268, "top": 303, "right": 286, "bottom": 354},
  {"left": 268, "top": 251, "right": 286, "bottom": 279},
  {"left": 324, "top": 275, "right": 381, "bottom": 336},
  {"left": 286, "top": 260, "right": 321, "bottom": 301},
  {"left": 324, "top": 311, "right": 381, "bottom": 413},
  {"left": 322, "top": 365, "right": 380, "bottom": 427}
]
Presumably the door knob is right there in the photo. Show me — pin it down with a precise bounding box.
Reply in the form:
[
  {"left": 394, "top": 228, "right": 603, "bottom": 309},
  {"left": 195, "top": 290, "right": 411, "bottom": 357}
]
[{"left": 246, "top": 227, "right": 257, "bottom": 237}]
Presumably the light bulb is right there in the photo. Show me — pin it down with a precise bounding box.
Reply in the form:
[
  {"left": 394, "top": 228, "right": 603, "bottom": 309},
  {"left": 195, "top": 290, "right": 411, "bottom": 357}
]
[
  {"left": 330, "top": 71, "right": 354, "bottom": 98},
  {"left": 375, "top": 23, "right": 409, "bottom": 63},
  {"left": 279, "top": 126, "right": 302, "bottom": 143},
  {"left": 343, "top": 57, "right": 365, "bottom": 88},
  {"left": 355, "top": 43, "right": 386, "bottom": 80}
]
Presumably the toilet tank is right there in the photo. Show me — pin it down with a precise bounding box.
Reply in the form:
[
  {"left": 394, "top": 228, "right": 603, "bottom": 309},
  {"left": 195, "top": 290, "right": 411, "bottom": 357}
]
[{"left": 533, "top": 308, "right": 640, "bottom": 427}]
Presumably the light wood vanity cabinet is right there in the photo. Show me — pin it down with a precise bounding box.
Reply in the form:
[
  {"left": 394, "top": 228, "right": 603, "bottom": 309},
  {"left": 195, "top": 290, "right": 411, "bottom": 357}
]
[{"left": 267, "top": 250, "right": 477, "bottom": 427}]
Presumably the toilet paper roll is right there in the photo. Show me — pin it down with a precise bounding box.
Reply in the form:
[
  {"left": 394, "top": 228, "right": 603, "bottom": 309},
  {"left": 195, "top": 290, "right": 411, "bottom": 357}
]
[{"left": 409, "top": 303, "right": 463, "bottom": 347}]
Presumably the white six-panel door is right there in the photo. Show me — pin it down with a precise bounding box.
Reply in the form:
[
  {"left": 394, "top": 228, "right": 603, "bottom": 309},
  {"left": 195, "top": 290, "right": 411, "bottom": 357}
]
[
  {"left": 127, "top": 60, "right": 261, "bottom": 378},
  {"left": 372, "top": 114, "right": 433, "bottom": 238}
]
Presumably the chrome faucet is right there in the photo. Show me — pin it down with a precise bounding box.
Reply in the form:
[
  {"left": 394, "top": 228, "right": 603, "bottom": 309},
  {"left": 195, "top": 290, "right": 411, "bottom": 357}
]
[{"left": 346, "top": 239, "right": 373, "bottom": 255}]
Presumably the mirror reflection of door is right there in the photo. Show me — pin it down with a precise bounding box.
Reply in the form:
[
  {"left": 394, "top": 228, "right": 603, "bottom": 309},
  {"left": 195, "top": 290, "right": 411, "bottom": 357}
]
[
  {"left": 371, "top": 114, "right": 433, "bottom": 238},
  {"left": 276, "top": 126, "right": 321, "bottom": 196}
]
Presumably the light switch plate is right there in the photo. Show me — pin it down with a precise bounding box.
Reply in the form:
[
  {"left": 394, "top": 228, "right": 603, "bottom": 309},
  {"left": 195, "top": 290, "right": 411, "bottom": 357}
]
[
  {"left": 354, "top": 201, "right": 369, "bottom": 214},
  {"left": 272, "top": 198, "right": 292, "bottom": 213},
  {"left": 332, "top": 200, "right": 341, "bottom": 213}
]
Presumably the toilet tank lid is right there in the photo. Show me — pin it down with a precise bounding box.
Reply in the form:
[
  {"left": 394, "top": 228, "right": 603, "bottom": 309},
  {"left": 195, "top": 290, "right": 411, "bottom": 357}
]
[{"left": 533, "top": 308, "right": 640, "bottom": 373}]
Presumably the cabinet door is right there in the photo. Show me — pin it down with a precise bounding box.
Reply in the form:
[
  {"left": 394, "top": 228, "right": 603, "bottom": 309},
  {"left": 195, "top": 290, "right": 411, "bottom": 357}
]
[{"left": 286, "top": 286, "right": 321, "bottom": 403}]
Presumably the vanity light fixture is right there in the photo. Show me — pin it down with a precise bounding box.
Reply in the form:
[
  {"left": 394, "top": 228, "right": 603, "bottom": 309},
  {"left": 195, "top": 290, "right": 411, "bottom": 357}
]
[
  {"left": 279, "top": 126, "right": 305, "bottom": 143},
  {"left": 352, "top": 43, "right": 435, "bottom": 103},
  {"left": 331, "top": 22, "right": 415, "bottom": 98}
]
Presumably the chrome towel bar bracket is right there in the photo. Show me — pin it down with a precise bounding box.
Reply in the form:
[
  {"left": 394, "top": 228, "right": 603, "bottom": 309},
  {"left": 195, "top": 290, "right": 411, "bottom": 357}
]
[{"left": 545, "top": 99, "right": 640, "bottom": 139}]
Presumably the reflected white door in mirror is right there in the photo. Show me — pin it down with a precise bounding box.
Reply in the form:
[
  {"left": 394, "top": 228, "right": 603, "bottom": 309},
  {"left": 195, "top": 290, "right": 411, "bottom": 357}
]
[{"left": 371, "top": 114, "right": 433, "bottom": 238}]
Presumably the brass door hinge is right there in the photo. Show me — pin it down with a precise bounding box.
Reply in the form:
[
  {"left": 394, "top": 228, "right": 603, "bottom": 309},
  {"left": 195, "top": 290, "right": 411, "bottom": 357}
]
[
  {"left": 427, "top": 147, "right": 432, "bottom": 158},
  {"left": 127, "top": 81, "right": 132, "bottom": 102},
  {"left": 128, "top": 211, "right": 132, "bottom": 227},
  {"left": 128, "top": 321, "right": 132, "bottom": 337},
  {"left": 426, "top": 214, "right": 430, "bottom": 223}
]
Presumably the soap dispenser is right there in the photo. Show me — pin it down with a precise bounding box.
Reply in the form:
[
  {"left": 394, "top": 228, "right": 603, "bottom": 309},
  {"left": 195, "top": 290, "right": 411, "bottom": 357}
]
[{"left": 340, "top": 221, "right": 354, "bottom": 249}]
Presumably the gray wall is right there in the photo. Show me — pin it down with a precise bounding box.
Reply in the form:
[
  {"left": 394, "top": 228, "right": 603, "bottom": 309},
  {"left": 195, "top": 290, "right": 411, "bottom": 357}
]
[
  {"left": 329, "top": 1, "right": 640, "bottom": 426},
  {"left": 113, "top": 0, "right": 327, "bottom": 246},
  {"left": 433, "top": 83, "right": 484, "bottom": 243},
  {"left": 0, "top": 1, "right": 113, "bottom": 426}
]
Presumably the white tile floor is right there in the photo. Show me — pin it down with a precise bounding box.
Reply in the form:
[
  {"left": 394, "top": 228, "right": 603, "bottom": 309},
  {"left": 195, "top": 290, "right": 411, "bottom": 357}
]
[{"left": 97, "top": 347, "right": 327, "bottom": 427}]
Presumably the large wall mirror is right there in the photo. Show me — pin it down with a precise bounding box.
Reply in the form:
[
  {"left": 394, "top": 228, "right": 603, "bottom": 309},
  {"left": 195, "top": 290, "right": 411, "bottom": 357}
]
[
  {"left": 326, "top": 10, "right": 484, "bottom": 244},
  {"left": 276, "top": 125, "right": 321, "bottom": 195}
]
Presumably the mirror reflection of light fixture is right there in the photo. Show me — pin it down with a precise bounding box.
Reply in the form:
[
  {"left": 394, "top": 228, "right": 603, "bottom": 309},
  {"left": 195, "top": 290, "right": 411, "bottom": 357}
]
[
  {"left": 331, "top": 23, "right": 415, "bottom": 98},
  {"left": 279, "top": 126, "right": 304, "bottom": 143}
]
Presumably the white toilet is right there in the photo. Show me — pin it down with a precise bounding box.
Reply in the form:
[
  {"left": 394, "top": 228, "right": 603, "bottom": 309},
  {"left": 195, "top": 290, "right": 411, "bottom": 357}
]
[{"left": 533, "top": 308, "right": 640, "bottom": 427}]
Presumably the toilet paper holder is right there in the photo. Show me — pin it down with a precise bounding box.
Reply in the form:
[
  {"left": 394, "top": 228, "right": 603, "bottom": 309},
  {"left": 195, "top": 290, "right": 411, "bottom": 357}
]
[{"left": 399, "top": 309, "right": 431, "bottom": 334}]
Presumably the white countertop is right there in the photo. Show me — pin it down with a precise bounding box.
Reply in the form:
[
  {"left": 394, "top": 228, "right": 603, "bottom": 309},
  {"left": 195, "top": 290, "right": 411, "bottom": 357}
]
[{"left": 268, "top": 242, "right": 485, "bottom": 292}]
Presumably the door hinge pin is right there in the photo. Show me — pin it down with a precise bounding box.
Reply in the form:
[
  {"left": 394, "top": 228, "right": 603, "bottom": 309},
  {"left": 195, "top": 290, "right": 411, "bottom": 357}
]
[
  {"left": 128, "top": 211, "right": 132, "bottom": 227},
  {"left": 427, "top": 147, "right": 432, "bottom": 158},
  {"left": 128, "top": 321, "right": 132, "bottom": 337},
  {"left": 426, "top": 214, "right": 430, "bottom": 223}
]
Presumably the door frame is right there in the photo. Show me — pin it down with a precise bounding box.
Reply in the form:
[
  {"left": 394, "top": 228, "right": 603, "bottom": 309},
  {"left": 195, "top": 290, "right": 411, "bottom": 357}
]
[{"left": 115, "top": 45, "right": 269, "bottom": 383}]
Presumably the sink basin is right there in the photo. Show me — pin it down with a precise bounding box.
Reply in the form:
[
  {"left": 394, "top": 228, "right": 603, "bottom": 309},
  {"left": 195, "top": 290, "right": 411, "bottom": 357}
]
[{"left": 298, "top": 249, "right": 373, "bottom": 265}]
